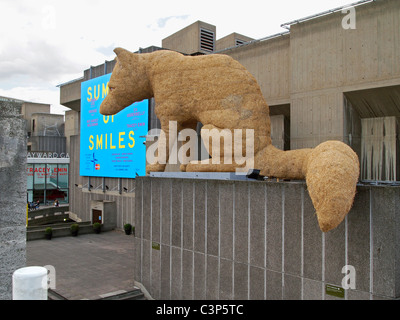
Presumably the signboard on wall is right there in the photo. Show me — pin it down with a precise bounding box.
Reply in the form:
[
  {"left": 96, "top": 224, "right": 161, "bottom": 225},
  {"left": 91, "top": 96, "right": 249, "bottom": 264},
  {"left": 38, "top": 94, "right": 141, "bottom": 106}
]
[{"left": 80, "top": 73, "right": 148, "bottom": 178}]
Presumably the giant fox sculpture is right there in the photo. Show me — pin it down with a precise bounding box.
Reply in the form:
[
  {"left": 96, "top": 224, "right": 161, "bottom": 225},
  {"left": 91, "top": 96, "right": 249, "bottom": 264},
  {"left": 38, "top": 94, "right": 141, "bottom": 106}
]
[{"left": 100, "top": 47, "right": 359, "bottom": 232}]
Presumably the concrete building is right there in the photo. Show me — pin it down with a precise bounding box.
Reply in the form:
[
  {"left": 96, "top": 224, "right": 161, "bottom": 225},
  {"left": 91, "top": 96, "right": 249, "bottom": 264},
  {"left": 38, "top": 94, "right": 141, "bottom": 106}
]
[
  {"left": 1, "top": 96, "right": 66, "bottom": 155},
  {"left": 28, "top": 113, "right": 65, "bottom": 154},
  {"left": 8, "top": 97, "right": 66, "bottom": 154},
  {"left": 60, "top": 0, "right": 400, "bottom": 224},
  {"left": 1, "top": 96, "right": 69, "bottom": 205},
  {"left": 59, "top": 0, "right": 400, "bottom": 300}
]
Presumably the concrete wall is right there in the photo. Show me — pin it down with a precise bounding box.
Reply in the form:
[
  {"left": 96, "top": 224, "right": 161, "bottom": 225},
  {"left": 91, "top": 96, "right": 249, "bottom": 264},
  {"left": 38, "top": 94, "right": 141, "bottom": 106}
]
[
  {"left": 27, "top": 205, "right": 69, "bottom": 226},
  {"left": 31, "top": 113, "right": 64, "bottom": 137},
  {"left": 223, "top": 33, "right": 291, "bottom": 108},
  {"left": 290, "top": 1, "right": 400, "bottom": 95},
  {"left": 64, "top": 110, "right": 80, "bottom": 155},
  {"left": 0, "top": 100, "right": 27, "bottom": 300},
  {"left": 215, "top": 33, "right": 254, "bottom": 52},
  {"left": 134, "top": 177, "right": 400, "bottom": 300},
  {"left": 21, "top": 102, "right": 50, "bottom": 135},
  {"left": 27, "top": 221, "right": 93, "bottom": 241},
  {"left": 220, "top": 0, "right": 400, "bottom": 150},
  {"left": 59, "top": 79, "right": 82, "bottom": 112},
  {"left": 162, "top": 21, "right": 216, "bottom": 55},
  {"left": 28, "top": 136, "right": 66, "bottom": 155},
  {"left": 289, "top": 0, "right": 400, "bottom": 149}
]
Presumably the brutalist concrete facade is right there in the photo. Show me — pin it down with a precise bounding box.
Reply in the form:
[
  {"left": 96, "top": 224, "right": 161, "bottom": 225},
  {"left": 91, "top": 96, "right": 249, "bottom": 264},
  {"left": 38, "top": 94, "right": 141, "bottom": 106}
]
[
  {"left": 0, "top": 100, "right": 27, "bottom": 299},
  {"left": 134, "top": 177, "right": 400, "bottom": 300}
]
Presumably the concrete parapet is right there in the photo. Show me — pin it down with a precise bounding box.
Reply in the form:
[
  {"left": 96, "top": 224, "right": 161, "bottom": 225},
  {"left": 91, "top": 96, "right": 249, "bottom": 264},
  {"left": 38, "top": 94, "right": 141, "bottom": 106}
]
[
  {"left": 134, "top": 176, "right": 400, "bottom": 300},
  {"left": 27, "top": 206, "right": 70, "bottom": 226},
  {"left": 26, "top": 221, "right": 97, "bottom": 241}
]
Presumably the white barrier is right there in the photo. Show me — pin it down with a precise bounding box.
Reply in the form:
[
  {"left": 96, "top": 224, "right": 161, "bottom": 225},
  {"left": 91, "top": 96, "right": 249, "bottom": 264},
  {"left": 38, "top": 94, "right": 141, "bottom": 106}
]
[{"left": 12, "top": 266, "right": 48, "bottom": 300}]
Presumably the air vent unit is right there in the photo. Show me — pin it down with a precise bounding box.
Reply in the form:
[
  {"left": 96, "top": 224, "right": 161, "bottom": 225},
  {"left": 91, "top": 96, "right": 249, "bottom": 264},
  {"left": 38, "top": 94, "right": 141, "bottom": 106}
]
[
  {"left": 235, "top": 39, "right": 246, "bottom": 46},
  {"left": 200, "top": 28, "right": 215, "bottom": 53}
]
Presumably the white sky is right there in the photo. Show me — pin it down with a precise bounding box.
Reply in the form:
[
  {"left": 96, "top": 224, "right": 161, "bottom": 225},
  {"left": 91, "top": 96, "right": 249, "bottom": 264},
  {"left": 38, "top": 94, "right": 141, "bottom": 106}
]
[{"left": 0, "top": 0, "right": 355, "bottom": 114}]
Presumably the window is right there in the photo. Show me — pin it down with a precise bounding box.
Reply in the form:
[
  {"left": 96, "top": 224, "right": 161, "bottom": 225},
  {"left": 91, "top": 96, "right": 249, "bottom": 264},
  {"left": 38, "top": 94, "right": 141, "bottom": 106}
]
[
  {"left": 57, "top": 164, "right": 69, "bottom": 189},
  {"left": 27, "top": 163, "right": 69, "bottom": 205},
  {"left": 27, "top": 164, "right": 34, "bottom": 189},
  {"left": 33, "top": 164, "right": 47, "bottom": 190}
]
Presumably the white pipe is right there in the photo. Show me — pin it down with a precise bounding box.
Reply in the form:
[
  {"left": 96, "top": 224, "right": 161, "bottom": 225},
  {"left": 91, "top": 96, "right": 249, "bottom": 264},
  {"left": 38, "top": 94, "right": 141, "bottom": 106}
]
[{"left": 12, "top": 266, "right": 48, "bottom": 300}]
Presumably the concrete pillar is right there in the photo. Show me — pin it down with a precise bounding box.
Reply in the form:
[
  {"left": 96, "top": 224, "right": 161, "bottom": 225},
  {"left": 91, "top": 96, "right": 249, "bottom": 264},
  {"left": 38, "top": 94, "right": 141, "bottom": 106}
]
[{"left": 0, "top": 99, "right": 27, "bottom": 300}]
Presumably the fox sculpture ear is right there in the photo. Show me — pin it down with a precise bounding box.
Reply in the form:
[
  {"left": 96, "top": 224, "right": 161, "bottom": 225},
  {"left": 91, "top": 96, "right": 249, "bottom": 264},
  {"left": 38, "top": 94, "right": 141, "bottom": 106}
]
[{"left": 113, "top": 47, "right": 132, "bottom": 67}]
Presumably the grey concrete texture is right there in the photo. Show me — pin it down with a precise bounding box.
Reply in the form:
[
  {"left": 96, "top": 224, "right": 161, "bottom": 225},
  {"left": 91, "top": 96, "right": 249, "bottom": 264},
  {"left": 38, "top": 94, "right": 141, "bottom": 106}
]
[
  {"left": 27, "top": 230, "right": 136, "bottom": 300},
  {"left": 0, "top": 100, "right": 27, "bottom": 300},
  {"left": 134, "top": 177, "right": 400, "bottom": 300}
]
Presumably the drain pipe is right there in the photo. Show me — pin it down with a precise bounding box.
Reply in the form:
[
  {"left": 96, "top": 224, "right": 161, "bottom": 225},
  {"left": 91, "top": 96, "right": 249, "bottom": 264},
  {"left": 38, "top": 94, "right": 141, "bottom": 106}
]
[{"left": 13, "top": 266, "right": 48, "bottom": 300}]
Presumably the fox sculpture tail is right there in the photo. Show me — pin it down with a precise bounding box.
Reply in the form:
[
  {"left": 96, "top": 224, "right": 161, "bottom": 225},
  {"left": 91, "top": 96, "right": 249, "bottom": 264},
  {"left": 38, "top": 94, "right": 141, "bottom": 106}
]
[
  {"left": 303, "top": 141, "right": 359, "bottom": 232},
  {"left": 185, "top": 139, "right": 359, "bottom": 232},
  {"left": 255, "top": 140, "right": 360, "bottom": 232}
]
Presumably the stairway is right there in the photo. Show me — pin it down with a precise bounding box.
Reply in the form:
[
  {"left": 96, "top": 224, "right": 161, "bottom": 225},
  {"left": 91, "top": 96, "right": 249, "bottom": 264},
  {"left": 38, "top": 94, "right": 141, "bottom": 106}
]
[
  {"left": 47, "top": 289, "right": 68, "bottom": 300},
  {"left": 47, "top": 288, "right": 146, "bottom": 300},
  {"left": 98, "top": 288, "right": 146, "bottom": 300}
]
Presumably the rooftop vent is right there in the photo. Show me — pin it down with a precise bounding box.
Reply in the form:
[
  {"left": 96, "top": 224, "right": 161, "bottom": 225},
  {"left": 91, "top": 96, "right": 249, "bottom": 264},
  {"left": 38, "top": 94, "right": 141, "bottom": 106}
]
[
  {"left": 235, "top": 39, "right": 247, "bottom": 46},
  {"left": 200, "top": 28, "right": 215, "bottom": 53}
]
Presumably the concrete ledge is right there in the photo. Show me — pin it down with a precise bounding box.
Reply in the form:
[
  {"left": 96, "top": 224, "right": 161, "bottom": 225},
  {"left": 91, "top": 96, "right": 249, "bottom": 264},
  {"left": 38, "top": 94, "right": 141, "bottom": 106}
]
[
  {"left": 28, "top": 213, "right": 70, "bottom": 226},
  {"left": 134, "top": 176, "right": 400, "bottom": 300},
  {"left": 28, "top": 205, "right": 69, "bottom": 218},
  {"left": 150, "top": 171, "right": 253, "bottom": 181},
  {"left": 28, "top": 206, "right": 70, "bottom": 226}
]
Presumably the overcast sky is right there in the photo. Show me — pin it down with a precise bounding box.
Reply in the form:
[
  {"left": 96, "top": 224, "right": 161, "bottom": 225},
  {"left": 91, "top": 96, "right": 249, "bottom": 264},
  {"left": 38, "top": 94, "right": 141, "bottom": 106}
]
[{"left": 0, "top": 0, "right": 355, "bottom": 114}]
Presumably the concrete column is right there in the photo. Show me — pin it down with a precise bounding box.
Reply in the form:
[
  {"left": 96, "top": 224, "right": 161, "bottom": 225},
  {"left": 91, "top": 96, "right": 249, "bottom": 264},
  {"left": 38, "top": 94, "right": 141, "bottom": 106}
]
[{"left": 0, "top": 100, "right": 27, "bottom": 300}]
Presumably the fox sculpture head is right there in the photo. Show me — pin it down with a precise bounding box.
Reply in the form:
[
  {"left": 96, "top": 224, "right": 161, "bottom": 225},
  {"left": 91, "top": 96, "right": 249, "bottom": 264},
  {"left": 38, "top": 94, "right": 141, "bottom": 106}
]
[{"left": 100, "top": 48, "right": 153, "bottom": 115}]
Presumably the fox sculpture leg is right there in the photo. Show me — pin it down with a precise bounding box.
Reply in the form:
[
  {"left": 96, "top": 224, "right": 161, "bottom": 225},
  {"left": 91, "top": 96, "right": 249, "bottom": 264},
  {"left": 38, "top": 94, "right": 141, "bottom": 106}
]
[
  {"left": 184, "top": 124, "right": 260, "bottom": 173},
  {"left": 146, "top": 118, "right": 199, "bottom": 173}
]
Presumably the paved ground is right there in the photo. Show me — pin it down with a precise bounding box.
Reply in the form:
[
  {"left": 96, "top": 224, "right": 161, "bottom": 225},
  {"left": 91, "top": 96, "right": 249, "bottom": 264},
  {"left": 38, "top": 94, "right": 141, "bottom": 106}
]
[{"left": 26, "top": 230, "right": 136, "bottom": 300}]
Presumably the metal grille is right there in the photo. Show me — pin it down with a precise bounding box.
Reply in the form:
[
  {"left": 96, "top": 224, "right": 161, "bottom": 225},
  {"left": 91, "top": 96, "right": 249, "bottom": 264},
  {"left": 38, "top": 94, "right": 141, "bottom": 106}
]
[{"left": 200, "top": 28, "right": 215, "bottom": 53}]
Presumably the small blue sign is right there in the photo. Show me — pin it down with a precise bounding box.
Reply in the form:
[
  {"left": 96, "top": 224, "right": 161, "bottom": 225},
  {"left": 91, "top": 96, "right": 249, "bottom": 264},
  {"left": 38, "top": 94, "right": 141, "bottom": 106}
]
[{"left": 80, "top": 73, "right": 148, "bottom": 178}]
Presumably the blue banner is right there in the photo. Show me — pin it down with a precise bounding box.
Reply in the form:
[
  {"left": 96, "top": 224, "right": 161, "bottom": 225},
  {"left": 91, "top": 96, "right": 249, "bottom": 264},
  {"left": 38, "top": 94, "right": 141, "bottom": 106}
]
[{"left": 80, "top": 73, "right": 148, "bottom": 178}]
